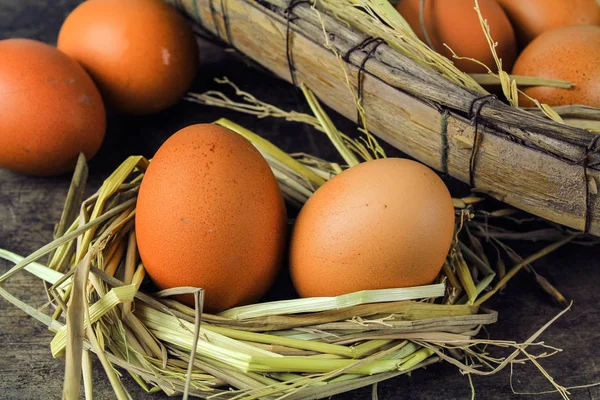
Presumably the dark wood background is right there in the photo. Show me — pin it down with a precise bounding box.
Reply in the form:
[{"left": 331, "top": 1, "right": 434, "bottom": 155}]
[{"left": 1, "top": 1, "right": 599, "bottom": 399}]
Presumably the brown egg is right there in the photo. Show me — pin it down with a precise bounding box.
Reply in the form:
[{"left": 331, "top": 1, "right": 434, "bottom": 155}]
[
  {"left": 497, "top": 0, "right": 600, "bottom": 46},
  {"left": 0, "top": 39, "right": 105, "bottom": 176},
  {"left": 136, "top": 124, "right": 287, "bottom": 312},
  {"left": 290, "top": 158, "right": 455, "bottom": 298},
  {"left": 58, "top": 0, "right": 198, "bottom": 115},
  {"left": 512, "top": 25, "right": 600, "bottom": 108},
  {"left": 396, "top": 0, "right": 517, "bottom": 73}
]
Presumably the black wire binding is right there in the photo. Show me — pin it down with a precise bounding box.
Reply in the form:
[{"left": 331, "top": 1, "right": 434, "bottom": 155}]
[
  {"left": 342, "top": 36, "right": 380, "bottom": 63},
  {"left": 284, "top": 0, "right": 312, "bottom": 87},
  {"left": 467, "top": 94, "right": 497, "bottom": 188},
  {"left": 579, "top": 135, "right": 600, "bottom": 234},
  {"left": 355, "top": 39, "right": 386, "bottom": 127},
  {"left": 341, "top": 36, "right": 385, "bottom": 126}
]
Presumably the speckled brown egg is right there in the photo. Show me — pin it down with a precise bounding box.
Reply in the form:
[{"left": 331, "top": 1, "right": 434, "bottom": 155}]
[
  {"left": 58, "top": 0, "right": 198, "bottom": 115},
  {"left": 497, "top": 0, "right": 600, "bottom": 46},
  {"left": 512, "top": 25, "right": 600, "bottom": 107},
  {"left": 0, "top": 39, "right": 105, "bottom": 176},
  {"left": 135, "top": 124, "right": 287, "bottom": 312},
  {"left": 289, "top": 158, "right": 455, "bottom": 298},
  {"left": 396, "top": 0, "right": 517, "bottom": 73}
]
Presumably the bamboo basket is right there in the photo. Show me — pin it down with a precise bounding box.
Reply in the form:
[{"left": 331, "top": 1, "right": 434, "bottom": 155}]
[{"left": 171, "top": 0, "right": 600, "bottom": 236}]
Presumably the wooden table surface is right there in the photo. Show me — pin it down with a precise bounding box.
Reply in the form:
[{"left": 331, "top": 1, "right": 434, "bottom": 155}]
[{"left": 1, "top": 1, "right": 600, "bottom": 399}]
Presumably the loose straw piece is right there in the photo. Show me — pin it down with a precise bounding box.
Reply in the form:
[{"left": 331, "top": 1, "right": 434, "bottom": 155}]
[
  {"left": 0, "top": 198, "right": 136, "bottom": 285},
  {"left": 301, "top": 84, "right": 361, "bottom": 167},
  {"left": 82, "top": 350, "right": 93, "bottom": 400},
  {"left": 185, "top": 290, "right": 204, "bottom": 400},
  {"left": 63, "top": 254, "right": 91, "bottom": 400},
  {"left": 121, "top": 231, "right": 138, "bottom": 317},
  {"left": 475, "top": 235, "right": 577, "bottom": 306}
]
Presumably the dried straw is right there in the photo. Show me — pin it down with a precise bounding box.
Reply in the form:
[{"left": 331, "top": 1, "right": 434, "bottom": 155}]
[{"left": 0, "top": 100, "right": 576, "bottom": 397}]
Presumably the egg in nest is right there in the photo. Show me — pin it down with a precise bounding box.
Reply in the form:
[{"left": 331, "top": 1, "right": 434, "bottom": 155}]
[
  {"left": 135, "top": 124, "right": 287, "bottom": 312},
  {"left": 290, "top": 158, "right": 455, "bottom": 298}
]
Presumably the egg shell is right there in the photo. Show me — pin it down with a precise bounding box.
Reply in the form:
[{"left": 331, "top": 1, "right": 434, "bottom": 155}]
[
  {"left": 58, "top": 0, "right": 198, "bottom": 115},
  {"left": 0, "top": 39, "right": 105, "bottom": 176},
  {"left": 396, "top": 0, "right": 517, "bottom": 73},
  {"left": 497, "top": 0, "right": 600, "bottom": 46},
  {"left": 289, "top": 158, "right": 455, "bottom": 298},
  {"left": 512, "top": 25, "right": 600, "bottom": 108},
  {"left": 135, "top": 124, "right": 287, "bottom": 312}
]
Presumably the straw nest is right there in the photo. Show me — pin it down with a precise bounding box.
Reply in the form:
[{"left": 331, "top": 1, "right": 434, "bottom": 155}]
[{"left": 0, "top": 85, "right": 584, "bottom": 398}]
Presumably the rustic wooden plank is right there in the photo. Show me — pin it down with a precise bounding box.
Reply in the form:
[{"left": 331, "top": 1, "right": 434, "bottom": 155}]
[{"left": 178, "top": 0, "right": 600, "bottom": 235}]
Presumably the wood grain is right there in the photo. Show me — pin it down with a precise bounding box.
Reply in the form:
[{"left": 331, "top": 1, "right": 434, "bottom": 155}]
[{"left": 177, "top": 0, "right": 600, "bottom": 235}]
